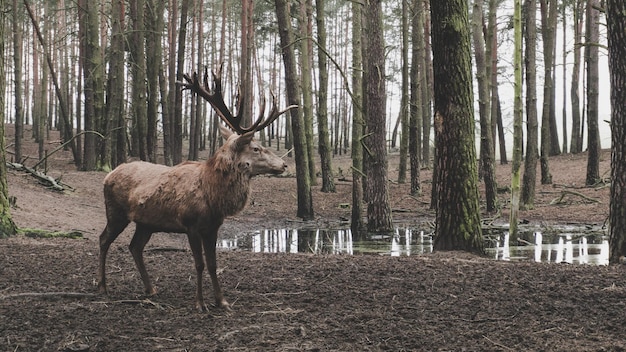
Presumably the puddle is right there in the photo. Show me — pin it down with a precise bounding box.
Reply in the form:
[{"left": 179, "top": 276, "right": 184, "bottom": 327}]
[{"left": 218, "top": 227, "right": 609, "bottom": 265}]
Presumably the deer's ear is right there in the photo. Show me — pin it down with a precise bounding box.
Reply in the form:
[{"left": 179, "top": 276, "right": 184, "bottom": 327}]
[
  {"left": 219, "top": 124, "right": 234, "bottom": 141},
  {"left": 235, "top": 131, "right": 255, "bottom": 149}
]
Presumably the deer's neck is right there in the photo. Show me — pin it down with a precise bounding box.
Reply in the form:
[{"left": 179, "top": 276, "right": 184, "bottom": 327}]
[{"left": 203, "top": 156, "right": 251, "bottom": 218}]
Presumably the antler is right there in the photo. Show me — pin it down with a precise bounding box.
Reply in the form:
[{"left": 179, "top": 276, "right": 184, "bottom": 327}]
[{"left": 180, "top": 64, "right": 298, "bottom": 135}]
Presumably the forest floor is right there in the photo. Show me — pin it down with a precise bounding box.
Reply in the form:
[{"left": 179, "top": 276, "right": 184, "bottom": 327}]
[{"left": 1, "top": 126, "right": 625, "bottom": 352}]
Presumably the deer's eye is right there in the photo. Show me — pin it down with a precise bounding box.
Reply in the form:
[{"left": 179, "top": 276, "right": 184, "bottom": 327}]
[{"left": 253, "top": 147, "right": 260, "bottom": 153}]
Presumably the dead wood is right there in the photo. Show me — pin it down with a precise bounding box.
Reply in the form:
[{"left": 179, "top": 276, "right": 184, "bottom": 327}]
[
  {"left": 7, "top": 162, "right": 72, "bottom": 191},
  {"left": 550, "top": 190, "right": 601, "bottom": 205},
  {"left": 0, "top": 292, "right": 96, "bottom": 300}
]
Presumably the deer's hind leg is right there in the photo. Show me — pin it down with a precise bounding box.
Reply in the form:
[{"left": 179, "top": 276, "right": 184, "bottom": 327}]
[
  {"left": 129, "top": 224, "right": 156, "bottom": 296},
  {"left": 97, "top": 217, "right": 130, "bottom": 294}
]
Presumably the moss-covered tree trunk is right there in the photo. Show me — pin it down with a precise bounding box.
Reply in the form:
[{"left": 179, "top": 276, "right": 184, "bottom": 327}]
[
  {"left": 0, "top": 0, "right": 18, "bottom": 238},
  {"left": 607, "top": 0, "right": 626, "bottom": 263},
  {"left": 430, "top": 0, "right": 483, "bottom": 254}
]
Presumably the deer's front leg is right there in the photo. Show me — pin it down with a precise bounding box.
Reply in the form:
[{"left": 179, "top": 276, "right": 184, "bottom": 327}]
[
  {"left": 186, "top": 233, "right": 207, "bottom": 312},
  {"left": 201, "top": 227, "right": 230, "bottom": 309}
]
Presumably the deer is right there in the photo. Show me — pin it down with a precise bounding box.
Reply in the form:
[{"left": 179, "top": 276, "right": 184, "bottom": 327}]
[{"left": 96, "top": 66, "right": 297, "bottom": 311}]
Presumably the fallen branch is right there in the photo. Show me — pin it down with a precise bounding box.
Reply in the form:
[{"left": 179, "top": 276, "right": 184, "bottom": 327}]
[
  {"left": 7, "top": 162, "right": 72, "bottom": 192},
  {"left": 0, "top": 292, "right": 96, "bottom": 300},
  {"left": 550, "top": 190, "right": 601, "bottom": 205}
]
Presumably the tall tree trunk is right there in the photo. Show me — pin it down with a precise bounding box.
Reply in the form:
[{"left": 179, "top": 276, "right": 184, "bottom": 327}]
[
  {"left": 12, "top": 0, "right": 24, "bottom": 163},
  {"left": 539, "top": 0, "right": 555, "bottom": 184},
  {"left": 145, "top": 0, "right": 165, "bottom": 163},
  {"left": 521, "top": 0, "right": 539, "bottom": 209},
  {"left": 79, "top": 0, "right": 104, "bottom": 171},
  {"left": 128, "top": 0, "right": 148, "bottom": 161},
  {"left": 275, "top": 0, "right": 314, "bottom": 220},
  {"left": 510, "top": 0, "right": 523, "bottom": 237},
  {"left": 164, "top": 0, "right": 177, "bottom": 166},
  {"left": 173, "top": 0, "right": 190, "bottom": 165},
  {"left": 0, "top": 0, "right": 18, "bottom": 237},
  {"left": 315, "top": 0, "right": 335, "bottom": 193},
  {"left": 472, "top": 0, "right": 497, "bottom": 212},
  {"left": 569, "top": 0, "right": 584, "bottom": 154},
  {"left": 421, "top": 0, "right": 432, "bottom": 164},
  {"left": 299, "top": 0, "right": 317, "bottom": 186},
  {"left": 409, "top": 0, "right": 424, "bottom": 196},
  {"left": 607, "top": 0, "right": 626, "bottom": 263},
  {"left": 240, "top": 0, "right": 253, "bottom": 127},
  {"left": 24, "top": 0, "right": 79, "bottom": 167},
  {"left": 363, "top": 0, "right": 393, "bottom": 234},
  {"left": 398, "top": 0, "right": 410, "bottom": 184},
  {"left": 430, "top": 0, "right": 483, "bottom": 254},
  {"left": 561, "top": 2, "right": 568, "bottom": 154},
  {"left": 585, "top": 0, "right": 600, "bottom": 185},
  {"left": 107, "top": 0, "right": 126, "bottom": 168},
  {"left": 351, "top": 1, "right": 365, "bottom": 233}
]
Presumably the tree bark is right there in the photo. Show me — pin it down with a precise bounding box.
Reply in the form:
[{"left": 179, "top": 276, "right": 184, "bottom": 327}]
[
  {"left": 409, "top": 0, "right": 424, "bottom": 196},
  {"left": 430, "top": 0, "right": 484, "bottom": 254},
  {"left": 106, "top": 0, "right": 126, "bottom": 168},
  {"left": 128, "top": 0, "right": 148, "bottom": 161},
  {"left": 607, "top": 0, "right": 626, "bottom": 263},
  {"left": 351, "top": 1, "right": 365, "bottom": 233},
  {"left": 521, "top": 0, "right": 538, "bottom": 209},
  {"left": 0, "top": 0, "right": 18, "bottom": 237},
  {"left": 315, "top": 0, "right": 335, "bottom": 193},
  {"left": 585, "top": 0, "right": 601, "bottom": 186},
  {"left": 398, "top": 0, "right": 410, "bottom": 184},
  {"left": 363, "top": 0, "right": 393, "bottom": 233},
  {"left": 275, "top": 0, "right": 314, "bottom": 220},
  {"left": 145, "top": 0, "right": 165, "bottom": 163},
  {"left": 472, "top": 0, "right": 497, "bottom": 213},
  {"left": 569, "top": 0, "right": 584, "bottom": 154}
]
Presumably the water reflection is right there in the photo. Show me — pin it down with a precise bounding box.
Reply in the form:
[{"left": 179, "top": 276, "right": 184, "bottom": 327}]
[
  {"left": 492, "top": 231, "right": 609, "bottom": 265},
  {"left": 218, "top": 228, "right": 609, "bottom": 265}
]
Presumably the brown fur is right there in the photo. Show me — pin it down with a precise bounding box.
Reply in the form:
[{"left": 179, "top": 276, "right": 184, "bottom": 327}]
[{"left": 97, "top": 128, "right": 286, "bottom": 310}]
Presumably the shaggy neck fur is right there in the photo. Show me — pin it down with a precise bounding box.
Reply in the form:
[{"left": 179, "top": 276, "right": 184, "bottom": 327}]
[{"left": 202, "top": 149, "right": 251, "bottom": 218}]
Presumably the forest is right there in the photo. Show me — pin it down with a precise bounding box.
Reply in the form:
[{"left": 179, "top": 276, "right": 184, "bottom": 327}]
[
  {"left": 4, "top": 1, "right": 626, "bottom": 350},
  {"left": 0, "top": 1, "right": 624, "bottom": 252}
]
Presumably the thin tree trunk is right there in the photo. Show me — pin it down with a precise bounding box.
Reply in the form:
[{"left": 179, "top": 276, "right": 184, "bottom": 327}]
[
  {"left": 24, "top": 0, "right": 79, "bottom": 167},
  {"left": 472, "top": 0, "right": 497, "bottom": 212},
  {"left": 12, "top": 0, "right": 23, "bottom": 163},
  {"left": 107, "top": 0, "right": 126, "bottom": 168},
  {"left": 128, "top": 0, "right": 148, "bottom": 161},
  {"left": 510, "top": 0, "right": 524, "bottom": 237},
  {"left": 570, "top": 0, "right": 584, "bottom": 154},
  {"left": 409, "top": 0, "right": 423, "bottom": 196},
  {"left": 351, "top": 0, "right": 365, "bottom": 233},
  {"left": 275, "top": 0, "right": 314, "bottom": 220},
  {"left": 145, "top": 0, "right": 165, "bottom": 163},
  {"left": 315, "top": 0, "right": 335, "bottom": 193},
  {"left": 521, "top": 0, "right": 539, "bottom": 209},
  {"left": 398, "top": 0, "right": 410, "bottom": 184},
  {"left": 585, "top": 0, "right": 600, "bottom": 185}
]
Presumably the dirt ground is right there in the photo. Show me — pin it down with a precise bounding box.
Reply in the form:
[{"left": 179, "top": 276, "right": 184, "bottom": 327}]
[{"left": 1, "top": 126, "right": 624, "bottom": 352}]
